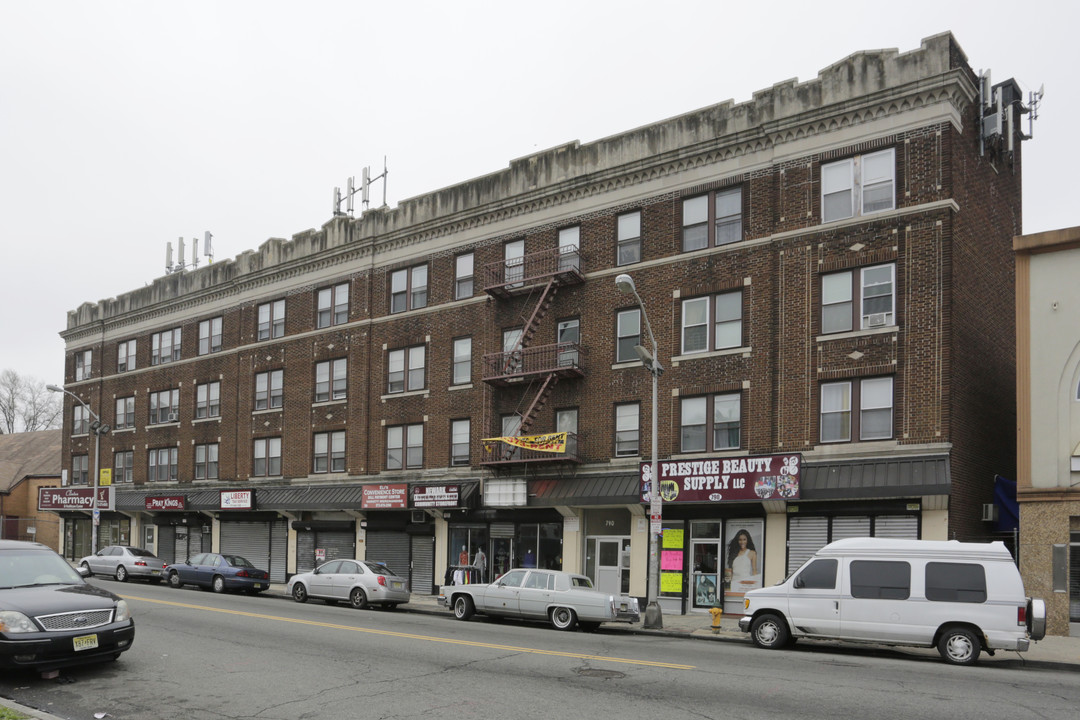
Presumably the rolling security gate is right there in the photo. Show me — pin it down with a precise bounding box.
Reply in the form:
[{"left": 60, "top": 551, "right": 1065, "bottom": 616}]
[
  {"left": 365, "top": 530, "right": 410, "bottom": 578},
  {"left": 158, "top": 526, "right": 175, "bottom": 564},
  {"left": 410, "top": 535, "right": 435, "bottom": 595},
  {"left": 787, "top": 513, "right": 919, "bottom": 574},
  {"left": 175, "top": 526, "right": 204, "bottom": 563},
  {"left": 296, "top": 529, "right": 356, "bottom": 574},
  {"left": 220, "top": 518, "right": 289, "bottom": 583}
]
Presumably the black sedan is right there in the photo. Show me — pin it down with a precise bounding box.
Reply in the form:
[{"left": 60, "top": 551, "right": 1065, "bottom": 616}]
[
  {"left": 0, "top": 540, "right": 134, "bottom": 672},
  {"left": 164, "top": 553, "right": 270, "bottom": 594}
]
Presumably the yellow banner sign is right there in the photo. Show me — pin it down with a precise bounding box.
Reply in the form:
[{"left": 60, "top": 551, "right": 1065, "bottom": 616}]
[
  {"left": 99, "top": 468, "right": 112, "bottom": 486},
  {"left": 482, "top": 432, "right": 567, "bottom": 454}
]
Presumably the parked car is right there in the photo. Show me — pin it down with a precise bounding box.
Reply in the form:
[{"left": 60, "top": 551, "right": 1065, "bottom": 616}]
[
  {"left": 0, "top": 540, "right": 134, "bottom": 671},
  {"left": 738, "top": 537, "right": 1047, "bottom": 665},
  {"left": 288, "top": 559, "right": 410, "bottom": 609},
  {"left": 440, "top": 568, "right": 640, "bottom": 631},
  {"left": 78, "top": 545, "right": 166, "bottom": 583},
  {"left": 164, "top": 553, "right": 270, "bottom": 594}
]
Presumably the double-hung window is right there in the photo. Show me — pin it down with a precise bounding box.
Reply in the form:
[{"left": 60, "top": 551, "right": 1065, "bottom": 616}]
[
  {"left": 75, "top": 349, "right": 92, "bottom": 380},
  {"left": 821, "top": 263, "right": 896, "bottom": 334},
  {"left": 821, "top": 148, "right": 895, "bottom": 223},
  {"left": 451, "top": 419, "right": 470, "bottom": 466},
  {"left": 820, "top": 377, "right": 894, "bottom": 443},
  {"left": 149, "top": 389, "right": 180, "bottom": 424},
  {"left": 680, "top": 394, "right": 741, "bottom": 453},
  {"left": 390, "top": 265, "right": 428, "bottom": 313},
  {"left": 452, "top": 337, "right": 471, "bottom": 385},
  {"left": 149, "top": 447, "right": 178, "bottom": 482},
  {"left": 682, "top": 187, "right": 743, "bottom": 251},
  {"left": 455, "top": 254, "right": 474, "bottom": 300},
  {"left": 616, "top": 309, "right": 641, "bottom": 363},
  {"left": 254, "top": 370, "right": 283, "bottom": 410},
  {"left": 387, "top": 423, "right": 423, "bottom": 469},
  {"left": 257, "top": 299, "right": 285, "bottom": 340},
  {"left": 615, "top": 403, "right": 640, "bottom": 457},
  {"left": 313, "top": 431, "right": 345, "bottom": 473},
  {"left": 387, "top": 346, "right": 425, "bottom": 394},
  {"left": 73, "top": 404, "right": 89, "bottom": 435},
  {"left": 72, "top": 455, "right": 89, "bottom": 485},
  {"left": 115, "top": 396, "right": 135, "bottom": 429},
  {"left": 253, "top": 437, "right": 282, "bottom": 477},
  {"left": 198, "top": 317, "right": 222, "bottom": 355},
  {"left": 114, "top": 450, "right": 134, "bottom": 483},
  {"left": 317, "top": 283, "right": 349, "bottom": 328},
  {"left": 617, "top": 211, "right": 641, "bottom": 266},
  {"left": 196, "top": 382, "right": 221, "bottom": 419},
  {"left": 557, "top": 318, "right": 580, "bottom": 367},
  {"left": 681, "top": 290, "right": 743, "bottom": 355},
  {"left": 194, "top": 443, "right": 219, "bottom": 480},
  {"left": 117, "top": 340, "right": 136, "bottom": 372},
  {"left": 315, "top": 359, "right": 347, "bottom": 402},
  {"left": 151, "top": 328, "right": 182, "bottom": 365},
  {"left": 558, "top": 226, "right": 581, "bottom": 272}
]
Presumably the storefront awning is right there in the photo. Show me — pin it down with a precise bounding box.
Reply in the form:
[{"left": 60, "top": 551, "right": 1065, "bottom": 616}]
[
  {"left": 801, "top": 455, "right": 950, "bottom": 500},
  {"left": 528, "top": 473, "right": 641, "bottom": 506}
]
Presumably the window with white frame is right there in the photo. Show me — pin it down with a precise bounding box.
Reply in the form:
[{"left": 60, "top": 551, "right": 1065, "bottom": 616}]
[
  {"left": 557, "top": 318, "right": 580, "bottom": 367},
  {"left": 198, "top": 317, "right": 222, "bottom": 355},
  {"left": 388, "top": 346, "right": 425, "bottom": 393},
  {"left": 682, "top": 187, "right": 743, "bottom": 251},
  {"left": 558, "top": 226, "right": 581, "bottom": 272},
  {"left": 151, "top": 328, "right": 182, "bottom": 365},
  {"left": 117, "top": 340, "right": 136, "bottom": 372},
  {"left": 257, "top": 299, "right": 285, "bottom": 340},
  {"left": 75, "top": 349, "right": 92, "bottom": 381},
  {"left": 452, "top": 337, "right": 471, "bottom": 385},
  {"left": 616, "top": 309, "right": 641, "bottom": 363},
  {"left": 504, "top": 239, "right": 524, "bottom": 287},
  {"left": 451, "top": 418, "right": 470, "bottom": 466},
  {"left": 315, "top": 358, "right": 347, "bottom": 402},
  {"left": 194, "top": 443, "right": 219, "bottom": 480},
  {"left": 617, "top": 211, "right": 641, "bottom": 266},
  {"left": 821, "top": 148, "right": 895, "bottom": 223},
  {"left": 387, "top": 423, "right": 423, "bottom": 469},
  {"left": 313, "top": 431, "right": 345, "bottom": 473},
  {"left": 455, "top": 253, "right": 474, "bottom": 300},
  {"left": 681, "top": 290, "right": 743, "bottom": 354},
  {"left": 680, "top": 393, "right": 741, "bottom": 452},
  {"left": 615, "top": 402, "right": 640, "bottom": 457},
  {"left": 317, "top": 283, "right": 349, "bottom": 328},
  {"left": 821, "top": 263, "right": 895, "bottom": 334},
  {"left": 391, "top": 265, "right": 428, "bottom": 313},
  {"left": 820, "top": 377, "right": 894, "bottom": 443},
  {"left": 149, "top": 389, "right": 180, "bottom": 424},
  {"left": 253, "top": 437, "right": 282, "bottom": 477},
  {"left": 255, "top": 370, "right": 283, "bottom": 410},
  {"left": 195, "top": 381, "right": 220, "bottom": 419},
  {"left": 114, "top": 450, "right": 134, "bottom": 484},
  {"left": 73, "top": 404, "right": 89, "bottom": 435},
  {"left": 72, "top": 454, "right": 89, "bottom": 485},
  {"left": 557, "top": 407, "right": 579, "bottom": 457},
  {"left": 115, "top": 396, "right": 135, "bottom": 430},
  {"left": 148, "top": 447, "right": 178, "bottom": 482}
]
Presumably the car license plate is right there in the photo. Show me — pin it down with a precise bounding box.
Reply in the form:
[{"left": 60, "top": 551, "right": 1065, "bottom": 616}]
[
  {"left": 392, "top": 581, "right": 403, "bottom": 589},
  {"left": 253, "top": 584, "right": 264, "bottom": 589},
  {"left": 150, "top": 569, "right": 161, "bottom": 575},
  {"left": 73, "top": 634, "right": 99, "bottom": 652}
]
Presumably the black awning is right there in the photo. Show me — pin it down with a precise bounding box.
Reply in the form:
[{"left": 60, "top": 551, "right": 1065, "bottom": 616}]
[
  {"left": 801, "top": 455, "right": 950, "bottom": 500},
  {"left": 528, "top": 473, "right": 641, "bottom": 506}
]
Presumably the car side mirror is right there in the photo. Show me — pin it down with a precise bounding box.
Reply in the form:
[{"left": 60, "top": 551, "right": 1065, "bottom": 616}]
[
  {"left": 793, "top": 575, "right": 804, "bottom": 589},
  {"left": 77, "top": 565, "right": 91, "bottom": 578}
]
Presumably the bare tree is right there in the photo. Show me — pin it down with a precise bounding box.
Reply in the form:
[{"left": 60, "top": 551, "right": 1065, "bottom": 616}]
[{"left": 0, "top": 369, "right": 62, "bottom": 433}]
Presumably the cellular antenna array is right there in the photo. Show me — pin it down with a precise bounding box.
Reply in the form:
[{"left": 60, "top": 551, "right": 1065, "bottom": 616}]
[
  {"left": 165, "top": 231, "right": 215, "bottom": 275},
  {"left": 334, "top": 157, "right": 389, "bottom": 218}
]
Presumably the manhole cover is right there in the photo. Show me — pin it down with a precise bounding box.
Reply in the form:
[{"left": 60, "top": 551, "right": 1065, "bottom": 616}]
[{"left": 575, "top": 668, "right": 626, "bottom": 680}]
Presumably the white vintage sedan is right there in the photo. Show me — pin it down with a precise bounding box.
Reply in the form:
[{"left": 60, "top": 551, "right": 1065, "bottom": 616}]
[{"left": 440, "top": 568, "right": 640, "bottom": 631}]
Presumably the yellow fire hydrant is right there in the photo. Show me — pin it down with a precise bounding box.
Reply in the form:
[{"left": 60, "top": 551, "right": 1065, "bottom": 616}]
[{"left": 709, "top": 602, "right": 724, "bottom": 632}]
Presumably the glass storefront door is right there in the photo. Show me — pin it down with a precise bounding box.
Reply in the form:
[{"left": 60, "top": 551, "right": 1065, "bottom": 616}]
[{"left": 691, "top": 521, "right": 721, "bottom": 609}]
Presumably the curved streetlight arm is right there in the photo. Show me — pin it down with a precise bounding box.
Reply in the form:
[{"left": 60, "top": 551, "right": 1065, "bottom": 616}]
[{"left": 46, "top": 384, "right": 100, "bottom": 422}]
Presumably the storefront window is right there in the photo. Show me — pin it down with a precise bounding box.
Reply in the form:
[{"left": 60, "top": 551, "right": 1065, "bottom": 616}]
[
  {"left": 659, "top": 520, "right": 686, "bottom": 599},
  {"left": 723, "top": 519, "right": 764, "bottom": 614},
  {"left": 448, "top": 525, "right": 488, "bottom": 582},
  {"left": 515, "top": 523, "right": 563, "bottom": 571}
]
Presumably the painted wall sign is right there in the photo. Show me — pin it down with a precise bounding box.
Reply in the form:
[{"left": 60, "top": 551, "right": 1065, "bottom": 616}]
[
  {"left": 362, "top": 483, "right": 407, "bottom": 509},
  {"left": 640, "top": 454, "right": 801, "bottom": 503}
]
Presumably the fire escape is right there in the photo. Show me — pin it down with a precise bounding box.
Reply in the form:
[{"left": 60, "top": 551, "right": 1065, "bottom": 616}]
[{"left": 480, "top": 244, "right": 585, "bottom": 468}]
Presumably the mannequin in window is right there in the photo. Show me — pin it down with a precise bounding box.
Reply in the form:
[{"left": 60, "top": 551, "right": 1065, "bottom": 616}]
[
  {"left": 523, "top": 548, "right": 536, "bottom": 568},
  {"left": 473, "top": 547, "right": 487, "bottom": 582},
  {"left": 458, "top": 545, "right": 470, "bottom": 566}
]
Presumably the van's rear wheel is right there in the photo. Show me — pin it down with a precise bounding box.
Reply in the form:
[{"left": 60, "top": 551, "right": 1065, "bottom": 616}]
[
  {"left": 750, "top": 613, "right": 789, "bottom": 649},
  {"left": 937, "top": 627, "right": 980, "bottom": 665}
]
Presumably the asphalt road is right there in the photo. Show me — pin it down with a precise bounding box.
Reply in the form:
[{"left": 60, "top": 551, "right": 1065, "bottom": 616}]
[{"left": 3, "top": 578, "right": 1078, "bottom": 720}]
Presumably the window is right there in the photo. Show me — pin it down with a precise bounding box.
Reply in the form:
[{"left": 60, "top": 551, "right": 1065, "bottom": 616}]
[
  {"left": 114, "top": 396, "right": 135, "bottom": 430},
  {"left": 117, "top": 340, "right": 136, "bottom": 372},
  {"left": 501, "top": 328, "right": 522, "bottom": 375},
  {"left": 822, "top": 148, "right": 895, "bottom": 223},
  {"left": 74, "top": 349, "right": 92, "bottom": 381},
  {"left": 198, "top": 317, "right": 222, "bottom": 355},
  {"left": 557, "top": 318, "right": 580, "bottom": 367},
  {"left": 820, "top": 377, "right": 894, "bottom": 443},
  {"left": 558, "top": 226, "right": 580, "bottom": 272},
  {"left": 388, "top": 346, "right": 425, "bottom": 394},
  {"left": 151, "top": 328, "right": 182, "bottom": 365},
  {"left": 113, "top": 450, "right": 134, "bottom": 484},
  {"left": 455, "top": 254, "right": 474, "bottom": 300},
  {"left": 149, "top": 389, "right": 180, "bottom": 424},
  {"left": 390, "top": 265, "right": 428, "bottom": 313},
  {"left": 452, "top": 337, "right": 471, "bottom": 385},
  {"left": 681, "top": 290, "right": 742, "bottom": 354},
  {"left": 313, "top": 431, "right": 345, "bottom": 473},
  {"left": 315, "top": 359, "right": 347, "bottom": 402},
  {"left": 617, "top": 211, "right": 641, "bottom": 266},
  {"left": 72, "top": 455, "right": 89, "bottom": 485},
  {"left": 795, "top": 559, "right": 837, "bottom": 589},
  {"left": 255, "top": 370, "right": 283, "bottom": 410},
  {"left": 849, "top": 560, "right": 910, "bottom": 600},
  {"left": 451, "top": 419, "right": 470, "bottom": 466},
  {"left": 682, "top": 187, "right": 743, "bottom": 251},
  {"left": 317, "top": 282, "right": 349, "bottom": 328},
  {"left": 257, "top": 299, "right": 285, "bottom": 340},
  {"left": 616, "top": 309, "right": 641, "bottom": 363},
  {"left": 925, "top": 562, "right": 987, "bottom": 603},
  {"left": 615, "top": 403, "right": 639, "bottom": 457},
  {"left": 387, "top": 423, "right": 423, "bottom": 469},
  {"left": 148, "top": 447, "right": 179, "bottom": 483},
  {"left": 821, "top": 263, "right": 896, "bottom": 334},
  {"left": 196, "top": 382, "right": 221, "bottom": 419},
  {"left": 253, "top": 437, "right": 282, "bottom": 477},
  {"left": 557, "top": 408, "right": 578, "bottom": 457},
  {"left": 73, "top": 404, "right": 89, "bottom": 435},
  {"left": 681, "top": 393, "right": 741, "bottom": 452},
  {"left": 504, "top": 239, "right": 524, "bottom": 287},
  {"left": 193, "top": 443, "right": 219, "bottom": 480}
]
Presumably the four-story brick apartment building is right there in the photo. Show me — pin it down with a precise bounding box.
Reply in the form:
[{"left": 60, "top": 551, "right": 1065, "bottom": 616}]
[{"left": 55, "top": 32, "right": 1029, "bottom": 616}]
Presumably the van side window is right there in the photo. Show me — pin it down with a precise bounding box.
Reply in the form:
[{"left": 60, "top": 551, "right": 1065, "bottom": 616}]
[
  {"left": 925, "top": 562, "right": 987, "bottom": 603},
  {"left": 796, "top": 559, "right": 838, "bottom": 589},
  {"left": 850, "top": 560, "right": 910, "bottom": 599}
]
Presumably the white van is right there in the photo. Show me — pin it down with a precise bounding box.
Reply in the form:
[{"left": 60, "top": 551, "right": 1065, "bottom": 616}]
[{"left": 738, "top": 538, "right": 1046, "bottom": 665}]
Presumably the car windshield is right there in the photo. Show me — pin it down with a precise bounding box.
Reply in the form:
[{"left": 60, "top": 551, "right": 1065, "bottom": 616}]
[
  {"left": 223, "top": 555, "right": 255, "bottom": 568},
  {"left": 0, "top": 547, "right": 84, "bottom": 589},
  {"left": 362, "top": 561, "right": 395, "bottom": 576}
]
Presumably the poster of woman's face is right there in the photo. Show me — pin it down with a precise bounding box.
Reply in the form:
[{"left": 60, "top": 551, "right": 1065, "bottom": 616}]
[{"left": 723, "top": 519, "right": 764, "bottom": 613}]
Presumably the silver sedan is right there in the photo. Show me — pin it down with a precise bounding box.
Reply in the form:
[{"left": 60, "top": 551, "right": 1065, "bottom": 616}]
[
  {"left": 78, "top": 545, "right": 166, "bottom": 583},
  {"left": 288, "top": 559, "right": 410, "bottom": 609}
]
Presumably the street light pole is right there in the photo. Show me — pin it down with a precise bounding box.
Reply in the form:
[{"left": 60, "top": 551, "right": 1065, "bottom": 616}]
[
  {"left": 47, "top": 384, "right": 110, "bottom": 555},
  {"left": 615, "top": 273, "right": 664, "bottom": 630}
]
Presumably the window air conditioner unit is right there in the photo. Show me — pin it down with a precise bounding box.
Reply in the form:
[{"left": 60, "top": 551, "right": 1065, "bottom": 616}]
[
  {"left": 865, "top": 313, "right": 888, "bottom": 328},
  {"left": 167, "top": 412, "right": 178, "bottom": 422},
  {"left": 411, "top": 510, "right": 427, "bottom": 524},
  {"left": 981, "top": 503, "right": 998, "bottom": 522}
]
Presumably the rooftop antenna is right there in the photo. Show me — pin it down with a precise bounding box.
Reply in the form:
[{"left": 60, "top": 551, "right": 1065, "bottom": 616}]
[
  {"left": 1020, "top": 84, "right": 1044, "bottom": 140},
  {"left": 191, "top": 236, "right": 200, "bottom": 270},
  {"left": 204, "top": 231, "right": 214, "bottom": 263},
  {"left": 333, "top": 157, "right": 389, "bottom": 217},
  {"left": 165, "top": 241, "right": 174, "bottom": 273}
]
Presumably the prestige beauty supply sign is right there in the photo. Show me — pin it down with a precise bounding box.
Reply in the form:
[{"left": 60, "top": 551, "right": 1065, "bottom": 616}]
[{"left": 640, "top": 454, "right": 802, "bottom": 503}]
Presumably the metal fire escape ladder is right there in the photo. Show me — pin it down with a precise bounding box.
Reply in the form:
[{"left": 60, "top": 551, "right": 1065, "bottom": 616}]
[
  {"left": 501, "top": 278, "right": 559, "bottom": 375},
  {"left": 501, "top": 374, "right": 560, "bottom": 460}
]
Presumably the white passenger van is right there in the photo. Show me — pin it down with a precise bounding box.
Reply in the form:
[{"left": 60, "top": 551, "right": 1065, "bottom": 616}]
[{"left": 738, "top": 538, "right": 1046, "bottom": 665}]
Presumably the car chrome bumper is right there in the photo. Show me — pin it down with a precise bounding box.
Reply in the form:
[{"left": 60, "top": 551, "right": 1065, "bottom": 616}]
[{"left": 738, "top": 616, "right": 751, "bottom": 632}]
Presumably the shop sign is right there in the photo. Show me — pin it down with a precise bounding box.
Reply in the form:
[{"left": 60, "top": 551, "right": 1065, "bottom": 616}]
[
  {"left": 362, "top": 483, "right": 407, "bottom": 509},
  {"left": 220, "top": 489, "right": 254, "bottom": 510},
  {"left": 146, "top": 495, "right": 186, "bottom": 511},
  {"left": 38, "top": 486, "right": 114, "bottom": 511},
  {"left": 411, "top": 485, "right": 459, "bottom": 508},
  {"left": 640, "top": 454, "right": 802, "bottom": 503}
]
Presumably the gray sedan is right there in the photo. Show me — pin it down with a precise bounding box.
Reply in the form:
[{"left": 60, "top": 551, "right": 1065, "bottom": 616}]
[
  {"left": 78, "top": 545, "right": 166, "bottom": 583},
  {"left": 288, "top": 560, "right": 410, "bottom": 609}
]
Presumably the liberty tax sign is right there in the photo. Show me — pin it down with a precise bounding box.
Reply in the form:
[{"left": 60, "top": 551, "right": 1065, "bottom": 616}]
[{"left": 640, "top": 454, "right": 801, "bottom": 503}]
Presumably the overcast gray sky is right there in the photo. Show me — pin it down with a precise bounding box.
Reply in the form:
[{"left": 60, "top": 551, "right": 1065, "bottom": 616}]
[{"left": 1, "top": 0, "right": 1075, "bottom": 386}]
